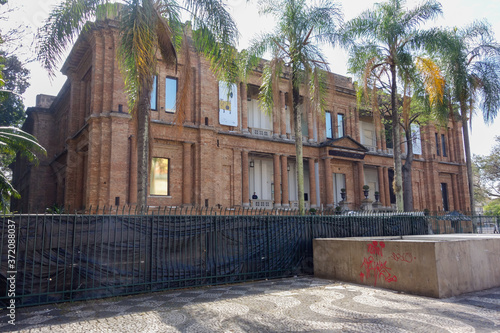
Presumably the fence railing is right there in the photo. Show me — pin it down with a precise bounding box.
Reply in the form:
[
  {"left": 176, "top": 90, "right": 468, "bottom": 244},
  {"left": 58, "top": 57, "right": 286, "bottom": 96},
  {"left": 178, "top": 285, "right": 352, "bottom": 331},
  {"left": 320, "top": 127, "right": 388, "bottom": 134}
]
[{"left": 0, "top": 211, "right": 497, "bottom": 308}]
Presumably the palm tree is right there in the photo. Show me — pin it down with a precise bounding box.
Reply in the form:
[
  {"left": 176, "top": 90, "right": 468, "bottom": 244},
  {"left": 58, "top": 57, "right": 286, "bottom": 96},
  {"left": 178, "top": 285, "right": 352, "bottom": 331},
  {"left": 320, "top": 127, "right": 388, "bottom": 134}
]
[
  {"left": 342, "top": 0, "right": 442, "bottom": 211},
  {"left": 246, "top": 0, "right": 342, "bottom": 214},
  {"left": 0, "top": 127, "right": 46, "bottom": 211},
  {"left": 37, "top": 0, "right": 238, "bottom": 208},
  {"left": 424, "top": 21, "right": 500, "bottom": 213},
  {"left": 399, "top": 57, "right": 446, "bottom": 211}
]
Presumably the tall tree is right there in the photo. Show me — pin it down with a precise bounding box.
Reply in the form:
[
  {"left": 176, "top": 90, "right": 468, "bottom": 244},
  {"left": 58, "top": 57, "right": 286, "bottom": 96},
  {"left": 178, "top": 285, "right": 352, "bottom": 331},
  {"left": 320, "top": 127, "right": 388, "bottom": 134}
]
[
  {"left": 424, "top": 21, "right": 500, "bottom": 213},
  {"left": 342, "top": 0, "right": 442, "bottom": 211},
  {"left": 37, "top": 0, "right": 238, "bottom": 208},
  {"left": 0, "top": 52, "right": 30, "bottom": 127},
  {"left": 474, "top": 136, "right": 500, "bottom": 200},
  {"left": 0, "top": 128, "right": 46, "bottom": 210},
  {"left": 246, "top": 0, "right": 342, "bottom": 214},
  {"left": 0, "top": 0, "right": 45, "bottom": 211},
  {"left": 399, "top": 57, "right": 445, "bottom": 211}
]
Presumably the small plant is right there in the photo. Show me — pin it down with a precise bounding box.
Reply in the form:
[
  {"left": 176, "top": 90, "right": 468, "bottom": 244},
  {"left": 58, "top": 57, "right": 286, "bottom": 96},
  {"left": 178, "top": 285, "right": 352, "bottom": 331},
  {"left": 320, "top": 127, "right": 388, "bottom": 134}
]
[
  {"left": 423, "top": 208, "right": 430, "bottom": 216},
  {"left": 363, "top": 185, "right": 370, "bottom": 190},
  {"left": 340, "top": 188, "right": 346, "bottom": 193},
  {"left": 374, "top": 191, "right": 379, "bottom": 195},
  {"left": 335, "top": 205, "right": 342, "bottom": 214},
  {"left": 46, "top": 204, "right": 64, "bottom": 214},
  {"left": 309, "top": 208, "right": 317, "bottom": 215}
]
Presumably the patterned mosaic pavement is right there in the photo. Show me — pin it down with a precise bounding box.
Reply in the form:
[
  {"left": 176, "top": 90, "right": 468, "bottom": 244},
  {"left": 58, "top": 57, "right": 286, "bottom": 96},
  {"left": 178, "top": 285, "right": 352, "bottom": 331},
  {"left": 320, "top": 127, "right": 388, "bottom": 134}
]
[{"left": 1, "top": 277, "right": 499, "bottom": 332}]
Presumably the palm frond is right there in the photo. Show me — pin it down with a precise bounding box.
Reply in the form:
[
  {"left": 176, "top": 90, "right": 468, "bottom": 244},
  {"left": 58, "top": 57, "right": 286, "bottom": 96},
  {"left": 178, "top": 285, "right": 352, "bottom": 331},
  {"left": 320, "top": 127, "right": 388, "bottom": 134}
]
[
  {"left": 36, "top": 0, "right": 115, "bottom": 76},
  {"left": 401, "top": 0, "right": 442, "bottom": 31}
]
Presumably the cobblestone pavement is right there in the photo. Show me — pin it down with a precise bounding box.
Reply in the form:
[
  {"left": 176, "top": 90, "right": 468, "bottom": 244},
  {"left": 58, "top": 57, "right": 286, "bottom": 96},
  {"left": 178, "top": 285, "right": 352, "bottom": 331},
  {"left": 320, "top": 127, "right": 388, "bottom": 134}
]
[{"left": 1, "top": 277, "right": 499, "bottom": 332}]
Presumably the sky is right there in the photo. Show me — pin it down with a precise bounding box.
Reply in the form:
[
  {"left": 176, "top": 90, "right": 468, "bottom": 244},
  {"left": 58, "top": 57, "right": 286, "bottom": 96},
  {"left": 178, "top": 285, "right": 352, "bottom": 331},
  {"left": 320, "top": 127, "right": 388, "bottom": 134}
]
[{"left": 3, "top": 0, "right": 500, "bottom": 156}]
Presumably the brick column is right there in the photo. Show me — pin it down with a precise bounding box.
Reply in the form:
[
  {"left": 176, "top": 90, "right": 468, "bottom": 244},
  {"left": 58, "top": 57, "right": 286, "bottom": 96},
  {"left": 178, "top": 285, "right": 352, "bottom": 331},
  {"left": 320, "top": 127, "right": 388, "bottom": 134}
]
[
  {"left": 128, "top": 133, "right": 137, "bottom": 205},
  {"left": 67, "top": 71, "right": 82, "bottom": 134},
  {"left": 375, "top": 112, "right": 383, "bottom": 152},
  {"left": 280, "top": 92, "right": 287, "bottom": 138},
  {"left": 324, "top": 157, "right": 333, "bottom": 207},
  {"left": 447, "top": 127, "right": 455, "bottom": 162},
  {"left": 90, "top": 31, "right": 104, "bottom": 114},
  {"left": 281, "top": 155, "right": 289, "bottom": 206},
  {"left": 241, "top": 83, "right": 249, "bottom": 134},
  {"left": 384, "top": 167, "right": 390, "bottom": 207},
  {"left": 353, "top": 105, "right": 360, "bottom": 142},
  {"left": 307, "top": 105, "right": 314, "bottom": 142},
  {"left": 273, "top": 154, "right": 281, "bottom": 207},
  {"left": 65, "top": 140, "right": 78, "bottom": 209},
  {"left": 102, "top": 31, "right": 114, "bottom": 113},
  {"left": 182, "top": 142, "right": 193, "bottom": 206},
  {"left": 332, "top": 108, "right": 338, "bottom": 139},
  {"left": 308, "top": 158, "right": 317, "bottom": 208},
  {"left": 242, "top": 150, "right": 250, "bottom": 206},
  {"left": 377, "top": 166, "right": 384, "bottom": 205},
  {"left": 451, "top": 173, "right": 460, "bottom": 211},
  {"left": 273, "top": 98, "right": 280, "bottom": 138},
  {"left": 357, "top": 161, "right": 365, "bottom": 207}
]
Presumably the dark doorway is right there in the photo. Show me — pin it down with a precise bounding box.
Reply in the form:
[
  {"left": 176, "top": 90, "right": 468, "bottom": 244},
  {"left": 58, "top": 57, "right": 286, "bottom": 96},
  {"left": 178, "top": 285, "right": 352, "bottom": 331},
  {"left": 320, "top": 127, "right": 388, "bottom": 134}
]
[
  {"left": 441, "top": 183, "right": 449, "bottom": 211},
  {"left": 388, "top": 169, "right": 396, "bottom": 205}
]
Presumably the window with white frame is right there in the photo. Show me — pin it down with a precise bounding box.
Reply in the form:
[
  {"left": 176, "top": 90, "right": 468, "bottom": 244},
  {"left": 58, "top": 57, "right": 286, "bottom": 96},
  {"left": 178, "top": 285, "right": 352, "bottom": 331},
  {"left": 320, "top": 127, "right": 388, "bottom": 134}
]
[
  {"left": 165, "top": 77, "right": 177, "bottom": 113},
  {"left": 248, "top": 99, "right": 272, "bottom": 130},
  {"left": 325, "top": 111, "right": 333, "bottom": 139},
  {"left": 360, "top": 120, "right": 375, "bottom": 147},
  {"left": 337, "top": 114, "right": 345, "bottom": 138},
  {"left": 150, "top": 75, "right": 158, "bottom": 110}
]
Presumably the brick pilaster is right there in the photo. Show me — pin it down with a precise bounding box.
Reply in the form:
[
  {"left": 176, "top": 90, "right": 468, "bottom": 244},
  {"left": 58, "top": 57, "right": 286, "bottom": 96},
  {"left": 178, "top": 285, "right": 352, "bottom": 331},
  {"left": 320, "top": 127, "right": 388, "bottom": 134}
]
[
  {"left": 281, "top": 155, "right": 289, "bottom": 206},
  {"left": 273, "top": 153, "right": 281, "bottom": 207},
  {"left": 324, "top": 157, "right": 333, "bottom": 207},
  {"left": 308, "top": 158, "right": 317, "bottom": 208},
  {"left": 241, "top": 150, "right": 249, "bottom": 206}
]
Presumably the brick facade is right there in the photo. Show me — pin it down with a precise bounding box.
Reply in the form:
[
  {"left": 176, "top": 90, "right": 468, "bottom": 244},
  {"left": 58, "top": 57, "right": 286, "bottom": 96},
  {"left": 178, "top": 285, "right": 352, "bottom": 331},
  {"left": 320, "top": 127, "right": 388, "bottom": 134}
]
[{"left": 11, "top": 19, "right": 471, "bottom": 212}]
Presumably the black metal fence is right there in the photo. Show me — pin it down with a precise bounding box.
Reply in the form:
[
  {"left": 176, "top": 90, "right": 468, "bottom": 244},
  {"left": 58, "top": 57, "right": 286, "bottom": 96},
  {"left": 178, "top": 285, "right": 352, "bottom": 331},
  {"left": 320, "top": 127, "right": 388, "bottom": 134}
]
[{"left": 0, "top": 211, "right": 496, "bottom": 308}]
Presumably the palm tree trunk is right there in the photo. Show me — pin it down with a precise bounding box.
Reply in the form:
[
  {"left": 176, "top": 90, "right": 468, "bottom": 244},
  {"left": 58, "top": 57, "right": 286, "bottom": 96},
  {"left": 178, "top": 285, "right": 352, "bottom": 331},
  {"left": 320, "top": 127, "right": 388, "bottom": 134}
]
[
  {"left": 291, "top": 66, "right": 305, "bottom": 214},
  {"left": 402, "top": 128, "right": 414, "bottom": 211},
  {"left": 390, "top": 64, "right": 404, "bottom": 211},
  {"left": 136, "top": 86, "right": 150, "bottom": 209},
  {"left": 460, "top": 102, "right": 475, "bottom": 214}
]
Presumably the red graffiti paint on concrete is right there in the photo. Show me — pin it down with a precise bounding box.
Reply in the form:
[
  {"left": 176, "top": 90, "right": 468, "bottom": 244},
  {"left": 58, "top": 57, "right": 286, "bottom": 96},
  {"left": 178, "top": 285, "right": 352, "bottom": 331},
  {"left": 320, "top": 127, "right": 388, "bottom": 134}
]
[
  {"left": 360, "top": 256, "right": 397, "bottom": 286},
  {"left": 390, "top": 252, "right": 415, "bottom": 263},
  {"left": 360, "top": 241, "right": 397, "bottom": 286},
  {"left": 367, "top": 241, "right": 385, "bottom": 257}
]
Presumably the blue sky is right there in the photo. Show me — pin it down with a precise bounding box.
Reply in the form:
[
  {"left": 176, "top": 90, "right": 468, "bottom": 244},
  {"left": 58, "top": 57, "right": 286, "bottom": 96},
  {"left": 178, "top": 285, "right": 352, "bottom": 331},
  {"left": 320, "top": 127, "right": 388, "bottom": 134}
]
[{"left": 4, "top": 0, "right": 500, "bottom": 156}]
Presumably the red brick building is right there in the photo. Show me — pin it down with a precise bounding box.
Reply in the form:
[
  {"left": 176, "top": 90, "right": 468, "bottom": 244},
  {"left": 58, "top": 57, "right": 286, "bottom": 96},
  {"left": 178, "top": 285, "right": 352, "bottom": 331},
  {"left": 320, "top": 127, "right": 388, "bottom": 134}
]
[{"left": 11, "top": 18, "right": 470, "bottom": 213}]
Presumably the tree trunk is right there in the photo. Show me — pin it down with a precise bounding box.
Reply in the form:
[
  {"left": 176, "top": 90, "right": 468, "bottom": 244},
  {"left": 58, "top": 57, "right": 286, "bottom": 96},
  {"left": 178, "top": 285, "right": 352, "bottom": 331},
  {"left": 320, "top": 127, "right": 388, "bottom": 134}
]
[
  {"left": 460, "top": 101, "right": 475, "bottom": 214},
  {"left": 136, "top": 86, "right": 150, "bottom": 209},
  {"left": 291, "top": 65, "right": 305, "bottom": 214},
  {"left": 390, "top": 64, "right": 404, "bottom": 211},
  {"left": 402, "top": 126, "right": 414, "bottom": 211}
]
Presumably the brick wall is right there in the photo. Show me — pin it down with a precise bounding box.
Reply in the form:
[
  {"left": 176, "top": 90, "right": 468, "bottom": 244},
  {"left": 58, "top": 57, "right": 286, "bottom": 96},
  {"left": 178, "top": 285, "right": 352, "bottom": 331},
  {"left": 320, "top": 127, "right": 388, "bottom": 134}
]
[{"left": 12, "top": 19, "right": 471, "bottom": 213}]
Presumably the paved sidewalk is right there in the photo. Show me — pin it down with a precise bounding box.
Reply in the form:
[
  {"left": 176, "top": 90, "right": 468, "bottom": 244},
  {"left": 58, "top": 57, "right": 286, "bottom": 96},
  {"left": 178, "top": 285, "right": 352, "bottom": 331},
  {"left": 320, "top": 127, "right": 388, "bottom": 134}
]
[{"left": 1, "top": 277, "right": 499, "bottom": 332}]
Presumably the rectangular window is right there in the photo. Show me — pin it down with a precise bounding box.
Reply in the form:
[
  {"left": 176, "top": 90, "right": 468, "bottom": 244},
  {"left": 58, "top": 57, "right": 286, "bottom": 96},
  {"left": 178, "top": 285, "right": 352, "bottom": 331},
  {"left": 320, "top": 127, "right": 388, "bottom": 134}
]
[
  {"left": 435, "top": 133, "right": 440, "bottom": 156},
  {"left": 150, "top": 158, "right": 169, "bottom": 196},
  {"left": 325, "top": 111, "right": 333, "bottom": 139},
  {"left": 150, "top": 75, "right": 157, "bottom": 110},
  {"left": 337, "top": 114, "right": 344, "bottom": 138},
  {"left": 165, "top": 77, "right": 177, "bottom": 113},
  {"left": 441, "top": 134, "right": 447, "bottom": 157},
  {"left": 441, "top": 183, "right": 449, "bottom": 211},
  {"left": 333, "top": 173, "right": 346, "bottom": 206}
]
